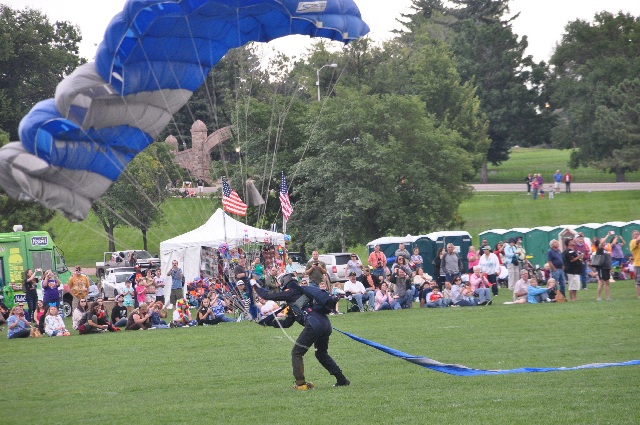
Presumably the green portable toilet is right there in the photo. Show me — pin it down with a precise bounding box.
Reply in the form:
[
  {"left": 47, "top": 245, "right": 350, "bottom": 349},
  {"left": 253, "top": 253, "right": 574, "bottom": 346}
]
[
  {"left": 523, "top": 226, "right": 555, "bottom": 268},
  {"left": 573, "top": 223, "right": 601, "bottom": 241},
  {"left": 412, "top": 236, "right": 438, "bottom": 277},
  {"left": 478, "top": 229, "right": 507, "bottom": 250},
  {"left": 501, "top": 228, "right": 530, "bottom": 243},
  {"left": 422, "top": 231, "right": 473, "bottom": 273},
  {"left": 597, "top": 221, "right": 626, "bottom": 240},
  {"left": 366, "top": 236, "right": 415, "bottom": 265},
  {"left": 620, "top": 220, "right": 640, "bottom": 257}
]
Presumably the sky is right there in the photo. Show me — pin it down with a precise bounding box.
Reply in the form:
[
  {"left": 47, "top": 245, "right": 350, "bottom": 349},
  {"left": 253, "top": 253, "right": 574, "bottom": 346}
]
[{"left": 4, "top": 0, "right": 640, "bottom": 63}]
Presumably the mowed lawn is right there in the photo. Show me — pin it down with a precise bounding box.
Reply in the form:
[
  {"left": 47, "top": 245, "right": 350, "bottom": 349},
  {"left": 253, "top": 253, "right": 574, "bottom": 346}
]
[
  {"left": 2, "top": 282, "right": 639, "bottom": 425},
  {"left": 471, "top": 147, "right": 640, "bottom": 183}
]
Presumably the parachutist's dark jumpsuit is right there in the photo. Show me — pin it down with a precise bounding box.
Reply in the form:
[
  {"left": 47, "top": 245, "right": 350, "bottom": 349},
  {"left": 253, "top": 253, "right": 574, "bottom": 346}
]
[{"left": 254, "top": 284, "right": 345, "bottom": 386}]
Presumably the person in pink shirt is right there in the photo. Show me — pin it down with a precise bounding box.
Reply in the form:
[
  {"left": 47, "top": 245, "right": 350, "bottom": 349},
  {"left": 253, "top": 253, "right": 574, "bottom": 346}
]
[
  {"left": 467, "top": 246, "right": 480, "bottom": 273},
  {"left": 469, "top": 266, "right": 493, "bottom": 305}
]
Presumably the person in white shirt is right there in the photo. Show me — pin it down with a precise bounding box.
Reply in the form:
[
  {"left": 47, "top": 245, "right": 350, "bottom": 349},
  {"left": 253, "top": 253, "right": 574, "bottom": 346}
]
[
  {"left": 344, "top": 272, "right": 372, "bottom": 312},
  {"left": 478, "top": 246, "right": 500, "bottom": 295}
]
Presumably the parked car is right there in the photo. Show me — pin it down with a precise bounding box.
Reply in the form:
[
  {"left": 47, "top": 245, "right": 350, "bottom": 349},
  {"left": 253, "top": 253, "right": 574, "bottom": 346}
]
[
  {"left": 96, "top": 250, "right": 160, "bottom": 278},
  {"left": 287, "top": 252, "right": 308, "bottom": 276},
  {"left": 318, "top": 253, "right": 360, "bottom": 283},
  {"left": 101, "top": 267, "right": 136, "bottom": 299}
]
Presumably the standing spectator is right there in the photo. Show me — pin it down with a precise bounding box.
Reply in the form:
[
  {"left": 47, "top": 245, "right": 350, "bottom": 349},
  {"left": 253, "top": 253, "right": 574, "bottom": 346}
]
[
  {"left": 67, "top": 266, "right": 90, "bottom": 311},
  {"left": 128, "top": 251, "right": 137, "bottom": 267},
  {"left": 628, "top": 230, "right": 640, "bottom": 299},
  {"left": 478, "top": 246, "right": 500, "bottom": 296},
  {"left": 167, "top": 260, "right": 184, "bottom": 308},
  {"left": 23, "top": 269, "right": 39, "bottom": 321},
  {"left": 44, "top": 305, "right": 70, "bottom": 337},
  {"left": 367, "top": 245, "right": 387, "bottom": 280},
  {"left": 504, "top": 239, "right": 520, "bottom": 290},
  {"left": 547, "top": 240, "right": 566, "bottom": 297},
  {"left": 345, "top": 253, "right": 363, "bottom": 278},
  {"left": 594, "top": 238, "right": 613, "bottom": 302},
  {"left": 563, "top": 171, "right": 572, "bottom": 193},
  {"left": 524, "top": 173, "right": 533, "bottom": 194},
  {"left": 432, "top": 247, "right": 446, "bottom": 290},
  {"left": 154, "top": 269, "right": 165, "bottom": 304},
  {"left": 531, "top": 174, "right": 539, "bottom": 200},
  {"left": 234, "top": 255, "right": 248, "bottom": 283},
  {"left": 553, "top": 170, "right": 562, "bottom": 194},
  {"left": 466, "top": 246, "right": 480, "bottom": 273},
  {"left": 140, "top": 269, "right": 156, "bottom": 304},
  {"left": 264, "top": 266, "right": 280, "bottom": 290},
  {"left": 563, "top": 239, "right": 584, "bottom": 302},
  {"left": 574, "top": 234, "right": 591, "bottom": 290},
  {"left": 305, "top": 251, "right": 327, "bottom": 287},
  {"left": 394, "top": 243, "right": 411, "bottom": 260},
  {"left": 610, "top": 235, "right": 626, "bottom": 268},
  {"left": 196, "top": 178, "right": 204, "bottom": 195},
  {"left": 284, "top": 257, "right": 296, "bottom": 274},
  {"left": 515, "top": 238, "right": 527, "bottom": 266},
  {"left": 410, "top": 247, "right": 423, "bottom": 271},
  {"left": 41, "top": 270, "right": 61, "bottom": 308},
  {"left": 7, "top": 304, "right": 31, "bottom": 339},
  {"left": 441, "top": 243, "right": 463, "bottom": 284}
]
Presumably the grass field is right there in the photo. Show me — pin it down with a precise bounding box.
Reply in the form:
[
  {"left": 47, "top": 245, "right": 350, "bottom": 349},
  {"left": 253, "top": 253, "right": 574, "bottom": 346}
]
[
  {"left": 472, "top": 147, "right": 640, "bottom": 183},
  {"left": 2, "top": 282, "right": 639, "bottom": 424},
  {"left": 458, "top": 190, "right": 640, "bottom": 243}
]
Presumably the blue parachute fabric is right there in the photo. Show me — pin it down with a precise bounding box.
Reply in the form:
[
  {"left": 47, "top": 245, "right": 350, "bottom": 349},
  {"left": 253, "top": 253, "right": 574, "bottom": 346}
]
[
  {"left": 96, "top": 0, "right": 370, "bottom": 95},
  {"left": 334, "top": 328, "right": 640, "bottom": 377},
  {"left": 2, "top": 0, "right": 369, "bottom": 220}
]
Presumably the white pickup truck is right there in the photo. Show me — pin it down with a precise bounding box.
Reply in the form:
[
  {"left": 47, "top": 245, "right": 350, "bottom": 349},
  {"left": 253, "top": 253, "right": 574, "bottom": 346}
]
[{"left": 95, "top": 250, "right": 160, "bottom": 278}]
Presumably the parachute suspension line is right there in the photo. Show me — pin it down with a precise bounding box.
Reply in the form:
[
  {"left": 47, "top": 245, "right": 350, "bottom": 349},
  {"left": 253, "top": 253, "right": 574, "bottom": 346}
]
[{"left": 287, "top": 65, "right": 347, "bottom": 188}]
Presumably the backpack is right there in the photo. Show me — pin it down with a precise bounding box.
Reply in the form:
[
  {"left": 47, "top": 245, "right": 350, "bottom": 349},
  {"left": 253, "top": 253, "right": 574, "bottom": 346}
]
[{"left": 290, "top": 282, "right": 337, "bottom": 314}]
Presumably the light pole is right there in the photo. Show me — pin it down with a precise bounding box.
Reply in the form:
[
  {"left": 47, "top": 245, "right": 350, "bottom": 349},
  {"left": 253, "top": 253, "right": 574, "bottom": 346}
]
[{"left": 316, "top": 63, "right": 337, "bottom": 101}]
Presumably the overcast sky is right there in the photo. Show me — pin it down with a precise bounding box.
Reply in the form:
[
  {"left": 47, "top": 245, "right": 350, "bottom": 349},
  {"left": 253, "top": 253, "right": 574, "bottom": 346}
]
[{"left": 4, "top": 0, "right": 640, "bottom": 63}]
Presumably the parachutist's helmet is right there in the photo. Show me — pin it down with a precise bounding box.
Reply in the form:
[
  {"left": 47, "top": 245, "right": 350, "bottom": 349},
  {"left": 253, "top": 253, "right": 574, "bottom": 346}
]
[{"left": 277, "top": 273, "right": 298, "bottom": 290}]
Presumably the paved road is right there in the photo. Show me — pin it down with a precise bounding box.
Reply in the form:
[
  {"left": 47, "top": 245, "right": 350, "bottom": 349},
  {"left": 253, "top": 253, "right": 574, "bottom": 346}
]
[{"left": 472, "top": 182, "right": 640, "bottom": 192}]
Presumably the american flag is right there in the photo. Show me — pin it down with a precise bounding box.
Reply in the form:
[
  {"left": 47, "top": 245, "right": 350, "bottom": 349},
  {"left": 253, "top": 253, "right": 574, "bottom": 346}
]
[
  {"left": 279, "top": 171, "right": 293, "bottom": 221},
  {"left": 221, "top": 178, "right": 247, "bottom": 216}
]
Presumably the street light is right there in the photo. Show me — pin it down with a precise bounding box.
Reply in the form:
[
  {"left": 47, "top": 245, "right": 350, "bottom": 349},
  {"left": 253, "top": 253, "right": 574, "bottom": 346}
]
[{"left": 316, "top": 63, "right": 337, "bottom": 101}]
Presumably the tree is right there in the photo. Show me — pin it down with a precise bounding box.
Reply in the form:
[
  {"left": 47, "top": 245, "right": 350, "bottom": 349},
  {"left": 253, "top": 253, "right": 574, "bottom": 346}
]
[
  {"left": 549, "top": 12, "right": 640, "bottom": 181},
  {"left": 406, "top": 0, "right": 551, "bottom": 181},
  {"left": 0, "top": 6, "right": 83, "bottom": 140}
]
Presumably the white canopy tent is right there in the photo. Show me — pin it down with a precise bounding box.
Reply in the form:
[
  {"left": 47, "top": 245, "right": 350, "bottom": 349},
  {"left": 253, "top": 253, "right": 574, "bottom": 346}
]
[{"left": 160, "top": 209, "right": 285, "bottom": 281}]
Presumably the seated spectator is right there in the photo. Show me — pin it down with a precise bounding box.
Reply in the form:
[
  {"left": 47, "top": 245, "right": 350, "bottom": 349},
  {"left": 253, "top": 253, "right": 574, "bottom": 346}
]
[
  {"left": 389, "top": 268, "right": 414, "bottom": 309},
  {"left": 95, "top": 298, "right": 119, "bottom": 332},
  {"left": 33, "top": 300, "right": 47, "bottom": 333},
  {"left": 412, "top": 268, "right": 432, "bottom": 302},
  {"left": 442, "top": 281, "right": 453, "bottom": 306},
  {"left": 451, "top": 279, "right": 477, "bottom": 307},
  {"left": 344, "top": 271, "right": 372, "bottom": 312},
  {"left": 197, "top": 297, "right": 220, "bottom": 325},
  {"left": 44, "top": 305, "right": 70, "bottom": 337},
  {"left": 126, "top": 302, "right": 152, "bottom": 330},
  {"left": 150, "top": 301, "right": 169, "bottom": 328},
  {"left": 425, "top": 286, "right": 446, "bottom": 308},
  {"left": 358, "top": 267, "right": 379, "bottom": 298},
  {"left": 208, "top": 292, "right": 234, "bottom": 323},
  {"left": 171, "top": 298, "right": 196, "bottom": 327},
  {"left": 527, "top": 278, "right": 556, "bottom": 303},
  {"left": 79, "top": 302, "right": 108, "bottom": 334},
  {"left": 585, "top": 265, "right": 599, "bottom": 283},
  {"left": 7, "top": 304, "right": 31, "bottom": 339},
  {"left": 110, "top": 294, "right": 129, "bottom": 328},
  {"left": 374, "top": 282, "right": 401, "bottom": 311},
  {"left": 510, "top": 270, "right": 530, "bottom": 304},
  {"left": 461, "top": 282, "right": 479, "bottom": 305},
  {"left": 0, "top": 302, "right": 9, "bottom": 326},
  {"left": 418, "top": 282, "right": 432, "bottom": 308},
  {"left": 72, "top": 299, "right": 89, "bottom": 330},
  {"left": 469, "top": 266, "right": 493, "bottom": 306},
  {"left": 391, "top": 256, "right": 412, "bottom": 277}
]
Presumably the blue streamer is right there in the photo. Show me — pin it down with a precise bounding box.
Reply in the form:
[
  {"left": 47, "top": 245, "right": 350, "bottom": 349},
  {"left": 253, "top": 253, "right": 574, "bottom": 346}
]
[{"left": 334, "top": 328, "right": 640, "bottom": 376}]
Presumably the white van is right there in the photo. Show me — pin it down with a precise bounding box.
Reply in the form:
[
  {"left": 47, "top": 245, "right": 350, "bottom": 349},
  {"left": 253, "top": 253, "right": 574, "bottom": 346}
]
[{"left": 318, "top": 253, "right": 360, "bottom": 283}]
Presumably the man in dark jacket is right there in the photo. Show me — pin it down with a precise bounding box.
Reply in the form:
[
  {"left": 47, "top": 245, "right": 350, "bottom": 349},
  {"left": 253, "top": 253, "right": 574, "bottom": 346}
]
[{"left": 253, "top": 274, "right": 349, "bottom": 390}]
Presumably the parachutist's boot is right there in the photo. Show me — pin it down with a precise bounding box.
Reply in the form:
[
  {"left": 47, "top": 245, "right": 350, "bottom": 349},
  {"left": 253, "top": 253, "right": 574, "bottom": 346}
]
[{"left": 332, "top": 372, "right": 350, "bottom": 387}]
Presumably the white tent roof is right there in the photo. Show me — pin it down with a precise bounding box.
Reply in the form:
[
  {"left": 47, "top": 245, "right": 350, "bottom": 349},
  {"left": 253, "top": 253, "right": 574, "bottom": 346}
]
[{"left": 159, "top": 209, "right": 284, "bottom": 283}]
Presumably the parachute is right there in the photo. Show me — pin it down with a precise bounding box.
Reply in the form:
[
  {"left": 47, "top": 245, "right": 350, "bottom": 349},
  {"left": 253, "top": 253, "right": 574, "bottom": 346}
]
[{"left": 0, "top": 0, "right": 370, "bottom": 220}]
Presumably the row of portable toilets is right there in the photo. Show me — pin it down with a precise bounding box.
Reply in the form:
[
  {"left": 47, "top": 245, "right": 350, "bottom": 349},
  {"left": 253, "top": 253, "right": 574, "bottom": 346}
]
[{"left": 366, "top": 221, "right": 639, "bottom": 277}]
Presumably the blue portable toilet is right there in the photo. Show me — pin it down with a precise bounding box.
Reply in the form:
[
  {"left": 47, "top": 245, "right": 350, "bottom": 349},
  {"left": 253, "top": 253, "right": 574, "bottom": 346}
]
[{"left": 366, "top": 236, "right": 415, "bottom": 266}]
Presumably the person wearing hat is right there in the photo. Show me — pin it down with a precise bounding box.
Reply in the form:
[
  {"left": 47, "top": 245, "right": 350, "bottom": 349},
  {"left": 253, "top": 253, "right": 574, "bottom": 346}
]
[
  {"left": 504, "top": 238, "right": 520, "bottom": 290},
  {"left": 110, "top": 294, "right": 129, "bottom": 328},
  {"left": 67, "top": 266, "right": 90, "bottom": 311},
  {"left": 344, "top": 271, "right": 371, "bottom": 312},
  {"left": 252, "top": 273, "right": 349, "bottom": 390},
  {"left": 478, "top": 246, "right": 500, "bottom": 290}
]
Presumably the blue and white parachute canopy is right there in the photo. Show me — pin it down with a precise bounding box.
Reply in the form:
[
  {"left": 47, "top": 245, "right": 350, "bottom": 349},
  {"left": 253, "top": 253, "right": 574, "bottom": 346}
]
[{"left": 0, "top": 0, "right": 369, "bottom": 220}]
